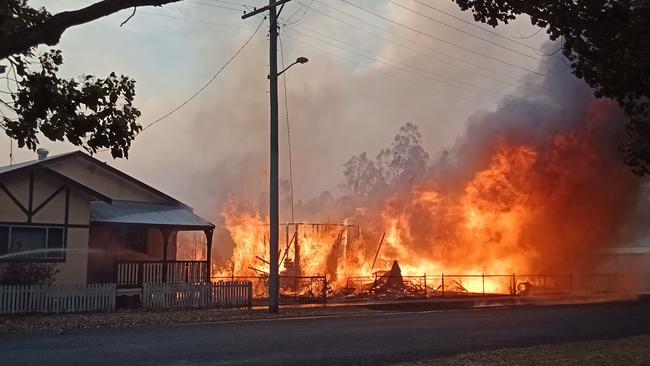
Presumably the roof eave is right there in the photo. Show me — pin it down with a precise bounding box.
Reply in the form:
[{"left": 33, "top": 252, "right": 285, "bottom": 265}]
[{"left": 90, "top": 221, "right": 215, "bottom": 231}]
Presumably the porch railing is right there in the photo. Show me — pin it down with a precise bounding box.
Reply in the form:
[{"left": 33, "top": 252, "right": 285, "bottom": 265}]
[{"left": 115, "top": 260, "right": 208, "bottom": 288}]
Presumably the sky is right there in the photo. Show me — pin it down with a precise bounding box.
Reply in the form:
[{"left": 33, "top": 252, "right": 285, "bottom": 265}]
[{"left": 2, "top": 0, "right": 553, "bottom": 219}]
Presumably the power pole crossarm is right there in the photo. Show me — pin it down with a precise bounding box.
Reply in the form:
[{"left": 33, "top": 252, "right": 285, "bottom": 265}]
[{"left": 241, "top": 0, "right": 292, "bottom": 19}]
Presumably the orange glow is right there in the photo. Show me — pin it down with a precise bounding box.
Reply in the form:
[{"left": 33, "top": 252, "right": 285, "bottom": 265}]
[{"left": 213, "top": 100, "right": 638, "bottom": 296}]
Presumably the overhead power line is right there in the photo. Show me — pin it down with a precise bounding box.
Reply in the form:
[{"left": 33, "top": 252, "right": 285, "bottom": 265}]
[
  {"left": 310, "top": 1, "right": 532, "bottom": 84},
  {"left": 293, "top": 24, "right": 507, "bottom": 99},
  {"left": 337, "top": 0, "right": 544, "bottom": 76},
  {"left": 301, "top": 2, "right": 539, "bottom": 93},
  {"left": 280, "top": 29, "right": 494, "bottom": 110},
  {"left": 205, "top": 0, "right": 254, "bottom": 7},
  {"left": 284, "top": 0, "right": 314, "bottom": 25},
  {"left": 186, "top": 0, "right": 245, "bottom": 12},
  {"left": 139, "top": 10, "right": 254, "bottom": 30},
  {"left": 408, "top": 0, "right": 542, "bottom": 51},
  {"left": 278, "top": 34, "right": 296, "bottom": 222},
  {"left": 140, "top": 19, "right": 264, "bottom": 133},
  {"left": 385, "top": 0, "right": 546, "bottom": 62},
  {"left": 287, "top": 26, "right": 504, "bottom": 101}
]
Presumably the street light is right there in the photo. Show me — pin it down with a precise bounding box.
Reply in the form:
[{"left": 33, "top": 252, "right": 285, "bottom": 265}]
[
  {"left": 242, "top": 1, "right": 309, "bottom": 314},
  {"left": 266, "top": 55, "right": 308, "bottom": 314},
  {"left": 276, "top": 57, "right": 309, "bottom": 78}
]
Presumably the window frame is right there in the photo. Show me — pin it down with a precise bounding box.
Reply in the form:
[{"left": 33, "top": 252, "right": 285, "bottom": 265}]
[{"left": 0, "top": 225, "right": 66, "bottom": 263}]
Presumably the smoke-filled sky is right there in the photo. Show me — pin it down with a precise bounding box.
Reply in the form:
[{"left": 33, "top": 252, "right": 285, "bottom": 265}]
[{"left": 5, "top": 0, "right": 558, "bottom": 218}]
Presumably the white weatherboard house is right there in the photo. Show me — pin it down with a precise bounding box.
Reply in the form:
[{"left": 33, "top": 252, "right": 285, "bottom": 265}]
[{"left": 0, "top": 150, "right": 214, "bottom": 294}]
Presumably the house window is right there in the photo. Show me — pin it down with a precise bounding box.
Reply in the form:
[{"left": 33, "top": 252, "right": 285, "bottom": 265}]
[{"left": 0, "top": 226, "right": 65, "bottom": 260}]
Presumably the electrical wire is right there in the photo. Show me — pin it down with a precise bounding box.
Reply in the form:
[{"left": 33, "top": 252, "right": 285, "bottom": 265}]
[
  {"left": 300, "top": 2, "right": 539, "bottom": 93},
  {"left": 139, "top": 10, "right": 254, "bottom": 30},
  {"left": 140, "top": 18, "right": 264, "bottom": 134},
  {"left": 513, "top": 27, "right": 544, "bottom": 40},
  {"left": 186, "top": 0, "right": 245, "bottom": 12},
  {"left": 284, "top": 2, "right": 307, "bottom": 24},
  {"left": 308, "top": 1, "right": 529, "bottom": 84},
  {"left": 338, "top": 0, "right": 544, "bottom": 76},
  {"left": 284, "top": 27, "right": 498, "bottom": 105},
  {"left": 281, "top": 29, "right": 492, "bottom": 108},
  {"left": 205, "top": 0, "right": 255, "bottom": 7},
  {"left": 94, "top": 18, "right": 263, "bottom": 156},
  {"left": 409, "top": 0, "right": 541, "bottom": 50},
  {"left": 278, "top": 33, "right": 295, "bottom": 223},
  {"left": 284, "top": 0, "right": 314, "bottom": 25},
  {"left": 386, "top": 0, "right": 545, "bottom": 62},
  {"left": 292, "top": 25, "right": 506, "bottom": 99}
]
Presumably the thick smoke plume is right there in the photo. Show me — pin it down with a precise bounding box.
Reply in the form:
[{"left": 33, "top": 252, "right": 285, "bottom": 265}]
[
  {"left": 205, "top": 49, "right": 642, "bottom": 290},
  {"left": 332, "top": 57, "right": 640, "bottom": 277}
]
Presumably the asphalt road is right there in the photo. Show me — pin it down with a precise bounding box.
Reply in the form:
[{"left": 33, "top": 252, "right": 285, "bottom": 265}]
[{"left": 2, "top": 300, "right": 650, "bottom": 366}]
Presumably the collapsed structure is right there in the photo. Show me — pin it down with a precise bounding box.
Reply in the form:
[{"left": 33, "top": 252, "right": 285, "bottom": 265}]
[{"left": 204, "top": 58, "right": 650, "bottom": 301}]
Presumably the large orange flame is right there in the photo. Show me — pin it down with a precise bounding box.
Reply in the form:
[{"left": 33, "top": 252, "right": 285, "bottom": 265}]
[{"left": 212, "top": 100, "right": 638, "bottom": 295}]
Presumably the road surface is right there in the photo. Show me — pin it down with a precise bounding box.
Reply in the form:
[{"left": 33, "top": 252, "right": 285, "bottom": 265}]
[{"left": 2, "top": 300, "right": 650, "bottom": 365}]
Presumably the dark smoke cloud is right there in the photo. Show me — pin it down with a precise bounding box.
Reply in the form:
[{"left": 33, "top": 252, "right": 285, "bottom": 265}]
[{"left": 293, "top": 46, "right": 644, "bottom": 275}]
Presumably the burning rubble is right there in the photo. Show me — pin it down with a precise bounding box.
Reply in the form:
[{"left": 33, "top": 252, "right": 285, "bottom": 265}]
[{"left": 205, "top": 57, "right": 643, "bottom": 299}]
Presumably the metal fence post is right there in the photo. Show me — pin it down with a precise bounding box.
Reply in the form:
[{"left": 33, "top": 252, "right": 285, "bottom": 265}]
[
  {"left": 441, "top": 273, "right": 445, "bottom": 297},
  {"left": 323, "top": 274, "right": 328, "bottom": 304},
  {"left": 247, "top": 281, "right": 253, "bottom": 309},
  {"left": 512, "top": 273, "right": 516, "bottom": 295},
  {"left": 423, "top": 274, "right": 427, "bottom": 298},
  {"left": 373, "top": 273, "right": 378, "bottom": 299},
  {"left": 482, "top": 273, "right": 485, "bottom": 296}
]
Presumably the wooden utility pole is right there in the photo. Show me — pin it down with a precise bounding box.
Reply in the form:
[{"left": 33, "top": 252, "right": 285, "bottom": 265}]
[{"left": 242, "top": 0, "right": 291, "bottom": 314}]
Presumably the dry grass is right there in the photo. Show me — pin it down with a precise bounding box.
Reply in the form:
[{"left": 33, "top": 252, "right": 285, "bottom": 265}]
[
  {"left": 399, "top": 335, "right": 650, "bottom": 366},
  {"left": 0, "top": 305, "right": 374, "bottom": 334}
]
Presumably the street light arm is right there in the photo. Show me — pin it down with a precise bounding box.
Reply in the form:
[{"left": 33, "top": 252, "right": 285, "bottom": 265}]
[
  {"left": 275, "top": 57, "right": 309, "bottom": 78},
  {"left": 276, "top": 61, "right": 299, "bottom": 78}
]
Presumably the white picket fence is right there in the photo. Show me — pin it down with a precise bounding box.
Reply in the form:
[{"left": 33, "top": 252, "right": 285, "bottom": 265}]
[
  {"left": 0, "top": 284, "right": 116, "bottom": 315},
  {"left": 142, "top": 282, "right": 253, "bottom": 309}
]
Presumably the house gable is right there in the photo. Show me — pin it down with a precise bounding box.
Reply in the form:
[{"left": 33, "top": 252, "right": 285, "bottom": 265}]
[
  {"left": 0, "top": 172, "right": 30, "bottom": 222},
  {"left": 44, "top": 155, "right": 176, "bottom": 204},
  {"left": 0, "top": 167, "right": 100, "bottom": 285}
]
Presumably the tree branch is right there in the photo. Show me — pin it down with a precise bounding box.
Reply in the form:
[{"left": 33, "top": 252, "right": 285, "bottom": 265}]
[
  {"left": 0, "top": 0, "right": 182, "bottom": 59},
  {"left": 120, "top": 7, "right": 138, "bottom": 27}
]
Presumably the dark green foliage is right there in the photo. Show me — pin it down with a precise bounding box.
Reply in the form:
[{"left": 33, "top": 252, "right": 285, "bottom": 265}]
[
  {"left": 1, "top": 0, "right": 141, "bottom": 158},
  {"left": 452, "top": 0, "right": 650, "bottom": 174},
  {"left": 0, "top": 262, "right": 59, "bottom": 286},
  {"left": 0, "top": 0, "right": 50, "bottom": 41}
]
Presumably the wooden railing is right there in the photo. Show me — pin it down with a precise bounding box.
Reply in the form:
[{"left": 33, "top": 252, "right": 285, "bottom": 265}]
[{"left": 115, "top": 261, "right": 208, "bottom": 288}]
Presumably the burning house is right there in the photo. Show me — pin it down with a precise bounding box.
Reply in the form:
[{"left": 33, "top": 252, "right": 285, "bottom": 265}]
[{"left": 208, "top": 58, "right": 650, "bottom": 300}]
